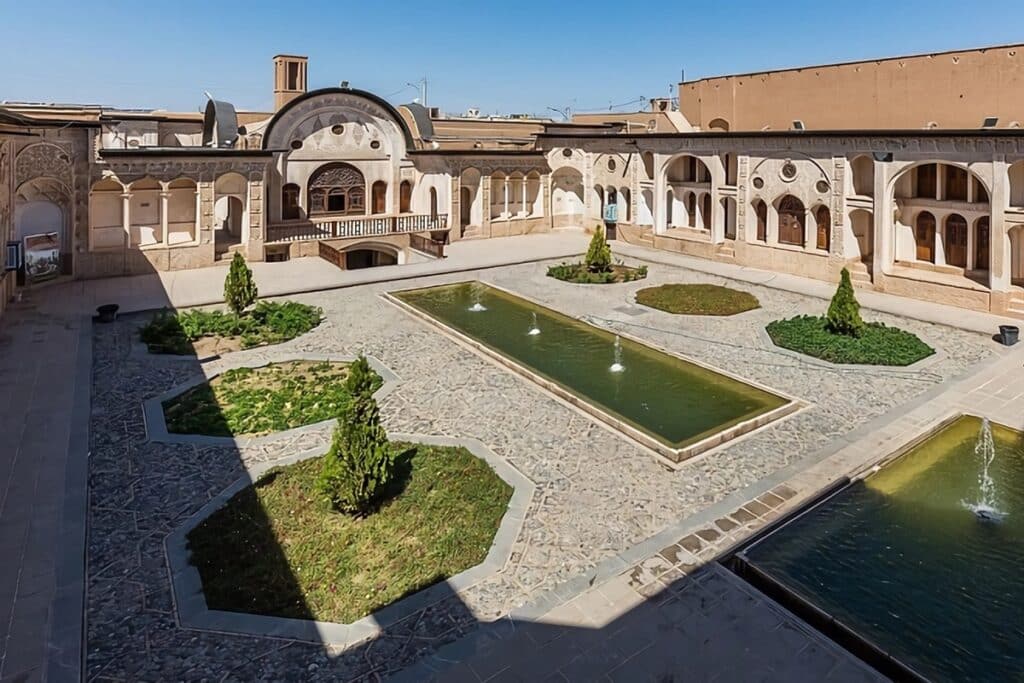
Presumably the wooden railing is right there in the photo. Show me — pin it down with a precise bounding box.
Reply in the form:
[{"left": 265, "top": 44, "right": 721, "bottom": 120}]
[
  {"left": 317, "top": 240, "right": 344, "bottom": 269},
  {"left": 409, "top": 232, "right": 448, "bottom": 259},
  {"left": 267, "top": 214, "right": 448, "bottom": 243}
]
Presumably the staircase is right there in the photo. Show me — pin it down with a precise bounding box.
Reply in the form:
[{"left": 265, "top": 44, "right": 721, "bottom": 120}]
[
  {"left": 461, "top": 225, "right": 483, "bottom": 240},
  {"left": 215, "top": 243, "right": 246, "bottom": 262},
  {"left": 715, "top": 240, "right": 736, "bottom": 260},
  {"left": 1007, "top": 290, "right": 1024, "bottom": 318},
  {"left": 847, "top": 261, "right": 873, "bottom": 286},
  {"left": 635, "top": 227, "right": 655, "bottom": 248}
]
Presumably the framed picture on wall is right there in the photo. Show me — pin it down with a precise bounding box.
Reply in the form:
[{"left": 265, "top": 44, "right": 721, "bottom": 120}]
[{"left": 23, "top": 232, "right": 60, "bottom": 284}]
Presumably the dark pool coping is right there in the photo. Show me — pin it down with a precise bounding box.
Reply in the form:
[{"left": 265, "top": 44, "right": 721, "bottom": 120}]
[
  {"left": 723, "top": 409, "right": 992, "bottom": 683},
  {"left": 383, "top": 281, "right": 807, "bottom": 467}
]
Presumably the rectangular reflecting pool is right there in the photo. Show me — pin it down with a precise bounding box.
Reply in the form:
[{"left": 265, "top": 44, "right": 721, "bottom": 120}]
[
  {"left": 736, "top": 415, "right": 1024, "bottom": 681},
  {"left": 391, "top": 282, "right": 790, "bottom": 459}
]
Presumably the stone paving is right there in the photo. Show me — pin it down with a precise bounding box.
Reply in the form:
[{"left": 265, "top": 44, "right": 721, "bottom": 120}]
[{"left": 83, "top": 258, "right": 998, "bottom": 680}]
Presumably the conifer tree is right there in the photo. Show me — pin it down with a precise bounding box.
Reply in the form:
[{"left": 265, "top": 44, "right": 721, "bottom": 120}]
[
  {"left": 317, "top": 356, "right": 394, "bottom": 515},
  {"left": 223, "top": 252, "right": 258, "bottom": 316},
  {"left": 826, "top": 267, "right": 866, "bottom": 337},
  {"left": 585, "top": 224, "right": 612, "bottom": 272}
]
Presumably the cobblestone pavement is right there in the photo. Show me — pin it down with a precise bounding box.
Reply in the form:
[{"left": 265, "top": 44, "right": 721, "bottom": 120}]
[{"left": 85, "top": 260, "right": 993, "bottom": 680}]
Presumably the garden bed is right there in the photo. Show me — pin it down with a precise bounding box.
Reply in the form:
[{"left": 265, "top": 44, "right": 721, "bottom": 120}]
[
  {"left": 186, "top": 443, "right": 513, "bottom": 623},
  {"left": 636, "top": 283, "right": 760, "bottom": 315},
  {"left": 766, "top": 315, "right": 934, "bottom": 366},
  {"left": 546, "top": 262, "right": 648, "bottom": 284},
  {"left": 163, "top": 360, "right": 380, "bottom": 436},
  {"left": 140, "top": 301, "right": 322, "bottom": 356}
]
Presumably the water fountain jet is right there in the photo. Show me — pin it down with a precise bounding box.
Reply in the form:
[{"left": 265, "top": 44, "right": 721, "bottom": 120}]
[
  {"left": 965, "top": 418, "right": 1006, "bottom": 522},
  {"left": 610, "top": 335, "right": 625, "bottom": 373},
  {"left": 527, "top": 312, "right": 540, "bottom": 336}
]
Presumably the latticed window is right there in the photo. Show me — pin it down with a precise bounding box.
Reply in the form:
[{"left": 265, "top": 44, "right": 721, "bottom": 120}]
[{"left": 307, "top": 163, "right": 366, "bottom": 216}]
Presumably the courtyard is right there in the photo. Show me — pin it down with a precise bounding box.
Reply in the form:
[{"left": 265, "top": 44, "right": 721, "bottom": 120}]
[{"left": 69, "top": 243, "right": 1007, "bottom": 680}]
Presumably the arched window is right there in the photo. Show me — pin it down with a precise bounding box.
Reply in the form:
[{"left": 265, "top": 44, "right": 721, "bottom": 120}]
[
  {"left": 915, "top": 164, "right": 937, "bottom": 199},
  {"left": 815, "top": 206, "right": 831, "bottom": 251},
  {"left": 701, "top": 194, "right": 712, "bottom": 230},
  {"left": 666, "top": 189, "right": 674, "bottom": 226},
  {"left": 282, "top": 183, "right": 301, "bottom": 220},
  {"left": 620, "top": 187, "right": 630, "bottom": 222},
  {"left": 371, "top": 181, "right": 387, "bottom": 214},
  {"left": 429, "top": 187, "right": 438, "bottom": 219},
  {"left": 777, "top": 195, "right": 806, "bottom": 246},
  {"left": 687, "top": 193, "right": 697, "bottom": 228},
  {"left": 915, "top": 211, "right": 936, "bottom": 262},
  {"left": 753, "top": 199, "right": 767, "bottom": 242},
  {"left": 976, "top": 216, "right": 991, "bottom": 270},
  {"left": 399, "top": 181, "right": 412, "bottom": 213},
  {"left": 307, "top": 163, "right": 366, "bottom": 216},
  {"left": 944, "top": 166, "right": 968, "bottom": 202},
  {"left": 945, "top": 213, "right": 968, "bottom": 267}
]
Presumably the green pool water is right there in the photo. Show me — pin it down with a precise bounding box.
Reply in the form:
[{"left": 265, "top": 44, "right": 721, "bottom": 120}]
[
  {"left": 743, "top": 415, "right": 1024, "bottom": 681},
  {"left": 393, "top": 282, "right": 786, "bottom": 449}
]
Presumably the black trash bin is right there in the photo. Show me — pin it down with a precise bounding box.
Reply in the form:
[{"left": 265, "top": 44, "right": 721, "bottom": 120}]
[
  {"left": 96, "top": 304, "right": 119, "bottom": 323},
  {"left": 999, "top": 324, "right": 1019, "bottom": 346}
]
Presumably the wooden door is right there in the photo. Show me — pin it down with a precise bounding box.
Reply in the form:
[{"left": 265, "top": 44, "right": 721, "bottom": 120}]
[
  {"left": 975, "top": 218, "right": 990, "bottom": 269},
  {"left": 915, "top": 212, "right": 936, "bottom": 262},
  {"left": 946, "top": 215, "right": 968, "bottom": 268},
  {"left": 815, "top": 206, "right": 831, "bottom": 251},
  {"left": 372, "top": 182, "right": 386, "bottom": 214}
]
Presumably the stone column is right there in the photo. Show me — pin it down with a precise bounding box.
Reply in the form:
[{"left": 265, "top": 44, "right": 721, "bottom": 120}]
[
  {"left": 653, "top": 155, "right": 666, "bottom": 234},
  {"left": 246, "top": 176, "right": 265, "bottom": 261},
  {"left": 503, "top": 177, "right": 509, "bottom": 218},
  {"left": 872, "top": 161, "right": 890, "bottom": 279},
  {"left": 449, "top": 174, "right": 461, "bottom": 242},
  {"left": 520, "top": 178, "right": 527, "bottom": 217},
  {"left": 481, "top": 174, "right": 492, "bottom": 238},
  {"left": 990, "top": 159, "right": 1011, "bottom": 292},
  {"left": 159, "top": 191, "right": 170, "bottom": 246},
  {"left": 198, "top": 180, "right": 215, "bottom": 264},
  {"left": 121, "top": 192, "right": 132, "bottom": 247}
]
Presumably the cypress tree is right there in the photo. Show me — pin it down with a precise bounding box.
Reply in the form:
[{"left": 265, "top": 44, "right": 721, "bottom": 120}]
[
  {"left": 826, "top": 267, "right": 866, "bottom": 337},
  {"left": 223, "top": 252, "right": 258, "bottom": 316},
  {"left": 317, "top": 356, "right": 395, "bottom": 515},
  {"left": 585, "top": 224, "right": 612, "bottom": 272}
]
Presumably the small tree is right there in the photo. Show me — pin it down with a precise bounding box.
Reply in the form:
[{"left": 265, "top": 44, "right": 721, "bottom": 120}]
[
  {"left": 223, "top": 252, "right": 258, "bottom": 316},
  {"left": 585, "top": 224, "right": 612, "bottom": 273},
  {"left": 826, "top": 267, "right": 865, "bottom": 337},
  {"left": 317, "top": 356, "right": 395, "bottom": 515}
]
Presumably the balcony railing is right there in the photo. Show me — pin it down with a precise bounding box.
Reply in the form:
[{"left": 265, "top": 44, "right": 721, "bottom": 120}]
[{"left": 266, "top": 214, "right": 448, "bottom": 243}]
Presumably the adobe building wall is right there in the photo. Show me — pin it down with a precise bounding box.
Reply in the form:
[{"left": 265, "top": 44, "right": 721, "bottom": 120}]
[{"left": 680, "top": 44, "right": 1024, "bottom": 131}]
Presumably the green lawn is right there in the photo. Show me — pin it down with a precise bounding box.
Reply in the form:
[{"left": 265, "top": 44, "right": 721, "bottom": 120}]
[
  {"left": 140, "top": 300, "right": 322, "bottom": 355},
  {"left": 163, "top": 360, "right": 380, "bottom": 436},
  {"left": 635, "top": 283, "right": 760, "bottom": 315},
  {"left": 187, "top": 443, "right": 513, "bottom": 623},
  {"left": 766, "top": 315, "right": 934, "bottom": 366}
]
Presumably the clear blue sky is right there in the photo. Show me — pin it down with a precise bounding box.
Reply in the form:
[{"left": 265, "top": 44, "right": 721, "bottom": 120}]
[{"left": 3, "top": 0, "right": 1024, "bottom": 117}]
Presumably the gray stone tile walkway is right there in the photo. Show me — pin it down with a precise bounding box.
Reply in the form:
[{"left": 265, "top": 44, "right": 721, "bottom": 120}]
[
  {"left": 396, "top": 565, "right": 884, "bottom": 683},
  {"left": 0, "top": 300, "right": 89, "bottom": 682}
]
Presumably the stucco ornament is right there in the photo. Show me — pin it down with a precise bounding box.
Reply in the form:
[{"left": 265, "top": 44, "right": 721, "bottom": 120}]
[{"left": 16, "top": 143, "right": 73, "bottom": 188}]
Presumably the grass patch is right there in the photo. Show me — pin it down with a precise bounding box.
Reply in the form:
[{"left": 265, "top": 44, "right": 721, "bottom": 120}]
[
  {"left": 140, "top": 300, "right": 322, "bottom": 355},
  {"left": 547, "top": 262, "right": 648, "bottom": 284},
  {"left": 163, "top": 360, "right": 381, "bottom": 436},
  {"left": 635, "top": 283, "right": 760, "bottom": 316},
  {"left": 187, "top": 443, "right": 513, "bottom": 623},
  {"left": 766, "top": 315, "right": 934, "bottom": 366}
]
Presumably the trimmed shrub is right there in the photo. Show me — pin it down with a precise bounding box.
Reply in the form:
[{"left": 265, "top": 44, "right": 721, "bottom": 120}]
[
  {"left": 585, "top": 225, "right": 612, "bottom": 272},
  {"left": 826, "top": 268, "right": 865, "bottom": 337},
  {"left": 317, "top": 355, "right": 395, "bottom": 515},
  {"left": 224, "top": 252, "right": 258, "bottom": 316}
]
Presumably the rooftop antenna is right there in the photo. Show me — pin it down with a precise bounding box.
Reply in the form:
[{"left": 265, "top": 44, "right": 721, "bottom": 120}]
[{"left": 406, "top": 77, "right": 427, "bottom": 107}]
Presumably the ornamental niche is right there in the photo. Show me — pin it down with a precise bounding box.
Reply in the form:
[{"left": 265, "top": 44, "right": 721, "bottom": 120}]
[{"left": 15, "top": 142, "right": 73, "bottom": 188}]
